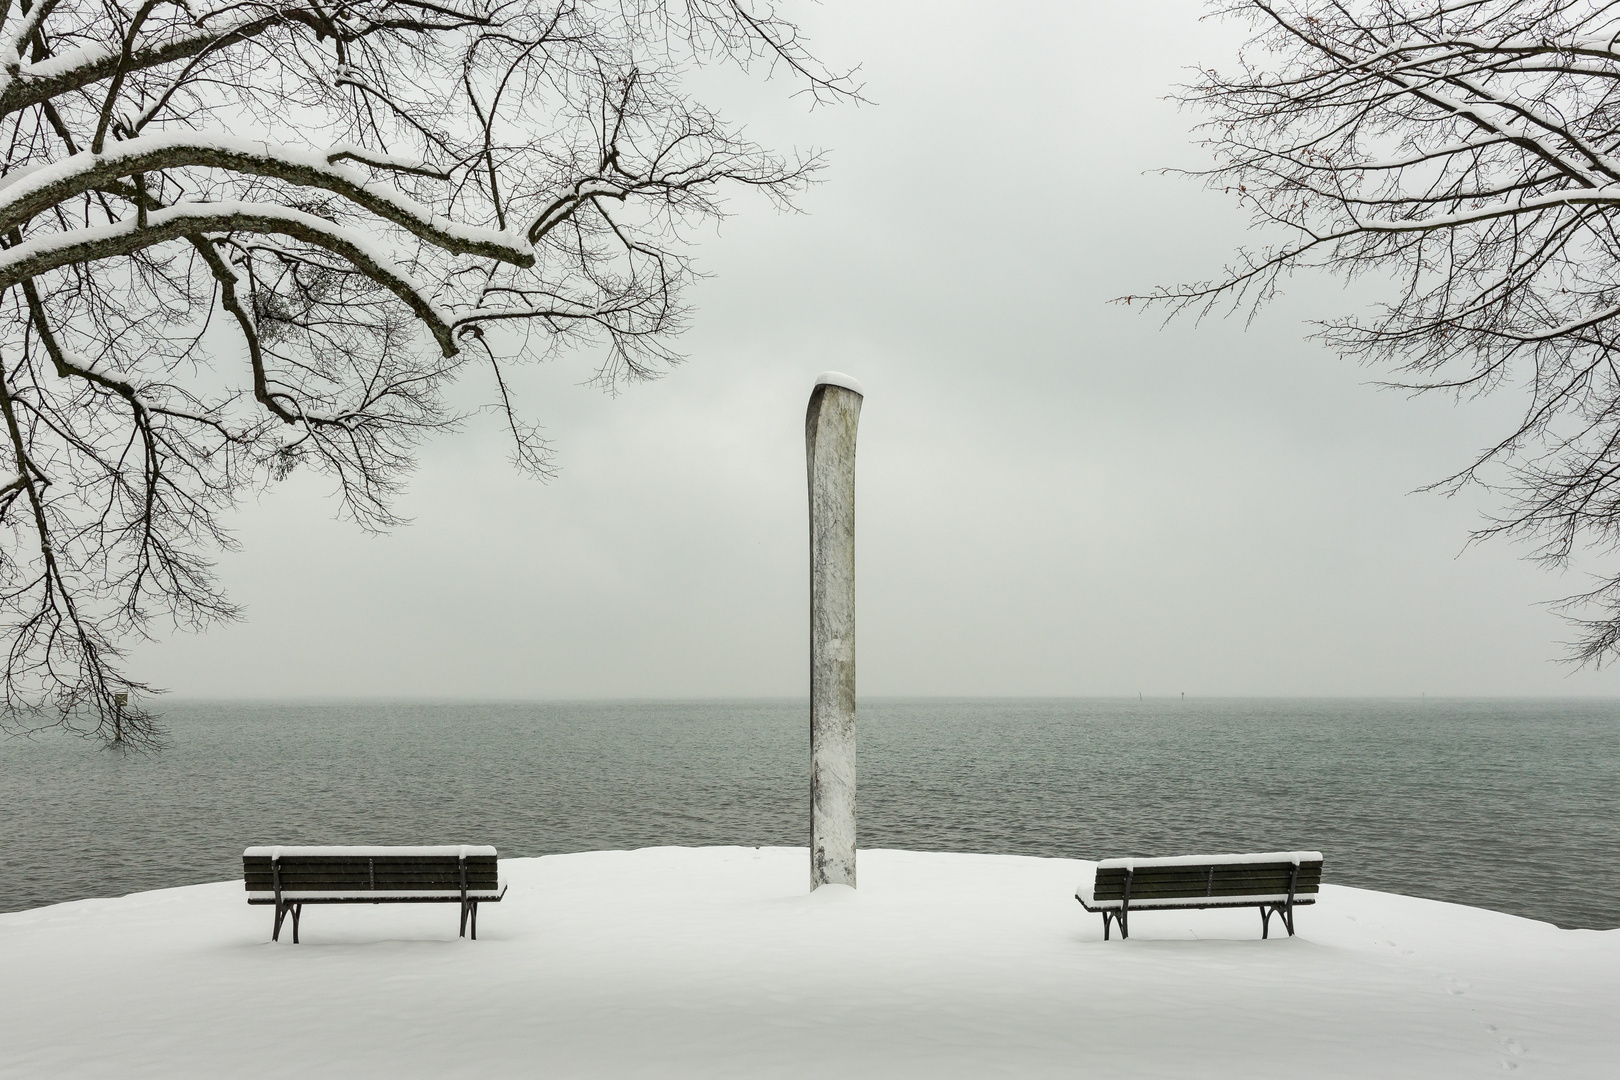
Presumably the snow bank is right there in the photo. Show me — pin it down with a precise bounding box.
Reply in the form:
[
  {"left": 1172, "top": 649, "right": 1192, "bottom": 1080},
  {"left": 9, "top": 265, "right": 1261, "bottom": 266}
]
[{"left": 1, "top": 847, "right": 1615, "bottom": 1078}]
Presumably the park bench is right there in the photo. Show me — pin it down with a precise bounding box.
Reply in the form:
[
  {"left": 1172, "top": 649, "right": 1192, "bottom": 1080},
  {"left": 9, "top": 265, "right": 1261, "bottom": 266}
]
[
  {"left": 242, "top": 845, "right": 506, "bottom": 943},
  {"left": 1075, "top": 851, "right": 1323, "bottom": 940}
]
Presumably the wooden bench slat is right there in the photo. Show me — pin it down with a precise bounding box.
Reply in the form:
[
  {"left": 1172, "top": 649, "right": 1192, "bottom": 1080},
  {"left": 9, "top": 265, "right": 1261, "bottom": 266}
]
[
  {"left": 1091, "top": 879, "right": 1324, "bottom": 894},
  {"left": 262, "top": 860, "right": 501, "bottom": 867},
  {"left": 243, "top": 869, "right": 500, "bottom": 877},
  {"left": 1090, "top": 881, "right": 1322, "bottom": 892},
  {"left": 1091, "top": 865, "right": 1321, "bottom": 898},
  {"left": 242, "top": 860, "right": 500, "bottom": 869},
  {"left": 245, "top": 883, "right": 501, "bottom": 893},
  {"left": 244, "top": 882, "right": 502, "bottom": 891},
  {"left": 1092, "top": 876, "right": 1322, "bottom": 897},
  {"left": 1094, "top": 882, "right": 1321, "bottom": 899},
  {"left": 247, "top": 895, "right": 503, "bottom": 905},
  {"left": 243, "top": 865, "right": 501, "bottom": 877},
  {"left": 1092, "top": 863, "right": 1322, "bottom": 878},
  {"left": 1095, "top": 872, "right": 1323, "bottom": 886},
  {"left": 1091, "top": 870, "right": 1323, "bottom": 888}
]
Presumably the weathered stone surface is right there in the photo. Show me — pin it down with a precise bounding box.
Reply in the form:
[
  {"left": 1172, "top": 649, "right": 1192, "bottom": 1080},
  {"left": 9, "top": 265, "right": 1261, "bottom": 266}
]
[{"left": 806, "top": 374, "right": 862, "bottom": 889}]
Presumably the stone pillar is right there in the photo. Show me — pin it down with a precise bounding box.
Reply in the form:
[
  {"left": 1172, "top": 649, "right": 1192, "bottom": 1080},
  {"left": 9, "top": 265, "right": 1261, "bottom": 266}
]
[{"left": 806, "top": 371, "right": 862, "bottom": 889}]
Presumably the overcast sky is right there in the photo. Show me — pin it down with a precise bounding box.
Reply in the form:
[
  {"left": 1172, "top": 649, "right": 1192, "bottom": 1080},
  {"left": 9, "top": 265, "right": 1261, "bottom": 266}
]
[{"left": 129, "top": 0, "right": 1620, "bottom": 699}]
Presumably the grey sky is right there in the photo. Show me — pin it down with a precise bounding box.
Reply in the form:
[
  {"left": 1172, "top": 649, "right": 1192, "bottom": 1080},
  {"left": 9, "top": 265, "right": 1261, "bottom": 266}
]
[{"left": 130, "top": 1, "right": 1620, "bottom": 698}]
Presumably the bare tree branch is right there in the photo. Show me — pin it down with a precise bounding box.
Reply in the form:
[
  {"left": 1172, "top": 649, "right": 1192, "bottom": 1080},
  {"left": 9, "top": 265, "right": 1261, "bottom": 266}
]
[
  {"left": 1151, "top": 0, "right": 1620, "bottom": 664},
  {"left": 0, "top": 0, "right": 853, "bottom": 744}
]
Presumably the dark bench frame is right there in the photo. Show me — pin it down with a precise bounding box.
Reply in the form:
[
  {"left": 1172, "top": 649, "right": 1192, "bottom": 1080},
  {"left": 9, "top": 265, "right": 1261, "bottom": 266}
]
[
  {"left": 1076, "top": 853, "right": 1323, "bottom": 940},
  {"left": 243, "top": 846, "right": 506, "bottom": 943}
]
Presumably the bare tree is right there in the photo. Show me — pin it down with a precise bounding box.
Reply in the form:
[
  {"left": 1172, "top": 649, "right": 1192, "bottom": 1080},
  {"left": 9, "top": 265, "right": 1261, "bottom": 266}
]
[
  {"left": 0, "top": 0, "right": 853, "bottom": 746},
  {"left": 1148, "top": 0, "right": 1620, "bottom": 663}
]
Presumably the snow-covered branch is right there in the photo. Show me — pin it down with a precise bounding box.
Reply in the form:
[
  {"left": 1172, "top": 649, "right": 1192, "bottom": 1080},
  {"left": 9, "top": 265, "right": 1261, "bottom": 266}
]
[
  {"left": 0, "top": 10, "right": 279, "bottom": 118},
  {"left": 0, "top": 0, "right": 851, "bottom": 744},
  {"left": 0, "top": 200, "right": 459, "bottom": 354},
  {"left": 0, "top": 134, "right": 533, "bottom": 266},
  {"left": 1165, "top": 0, "right": 1620, "bottom": 664}
]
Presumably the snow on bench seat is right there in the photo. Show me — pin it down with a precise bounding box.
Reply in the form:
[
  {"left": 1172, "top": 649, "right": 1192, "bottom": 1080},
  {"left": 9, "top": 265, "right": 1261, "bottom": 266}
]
[
  {"left": 243, "top": 845, "right": 497, "bottom": 859},
  {"left": 244, "top": 887, "right": 507, "bottom": 901}
]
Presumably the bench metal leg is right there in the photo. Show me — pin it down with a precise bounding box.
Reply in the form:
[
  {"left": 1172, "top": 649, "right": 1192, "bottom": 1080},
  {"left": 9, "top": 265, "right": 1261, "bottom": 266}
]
[
  {"left": 272, "top": 900, "right": 304, "bottom": 943},
  {"left": 1102, "top": 908, "right": 1129, "bottom": 940},
  {"left": 1271, "top": 862, "right": 1300, "bottom": 938},
  {"left": 458, "top": 856, "right": 471, "bottom": 939},
  {"left": 457, "top": 893, "right": 482, "bottom": 940},
  {"left": 1260, "top": 902, "right": 1296, "bottom": 939}
]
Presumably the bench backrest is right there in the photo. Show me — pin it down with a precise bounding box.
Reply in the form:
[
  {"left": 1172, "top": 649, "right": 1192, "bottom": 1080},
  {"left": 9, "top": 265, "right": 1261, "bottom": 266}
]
[
  {"left": 243, "top": 846, "right": 499, "bottom": 897},
  {"left": 1093, "top": 854, "right": 1323, "bottom": 905}
]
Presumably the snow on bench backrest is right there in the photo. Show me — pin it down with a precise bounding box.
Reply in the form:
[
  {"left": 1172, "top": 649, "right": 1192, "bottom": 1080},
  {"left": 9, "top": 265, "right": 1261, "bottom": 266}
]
[
  {"left": 1096, "top": 851, "right": 1322, "bottom": 871},
  {"left": 243, "top": 845, "right": 497, "bottom": 859}
]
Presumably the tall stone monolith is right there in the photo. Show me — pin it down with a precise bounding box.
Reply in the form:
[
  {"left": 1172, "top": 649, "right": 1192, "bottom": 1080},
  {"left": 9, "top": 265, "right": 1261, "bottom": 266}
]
[{"left": 807, "top": 371, "right": 863, "bottom": 889}]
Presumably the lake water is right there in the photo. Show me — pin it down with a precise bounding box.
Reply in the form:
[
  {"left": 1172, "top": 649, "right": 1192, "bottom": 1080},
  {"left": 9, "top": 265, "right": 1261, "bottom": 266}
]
[{"left": 1, "top": 698, "right": 1616, "bottom": 928}]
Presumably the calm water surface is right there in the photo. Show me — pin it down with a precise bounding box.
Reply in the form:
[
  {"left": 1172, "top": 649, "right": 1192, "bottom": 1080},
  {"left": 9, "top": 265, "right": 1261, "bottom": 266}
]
[{"left": 1, "top": 698, "right": 1616, "bottom": 928}]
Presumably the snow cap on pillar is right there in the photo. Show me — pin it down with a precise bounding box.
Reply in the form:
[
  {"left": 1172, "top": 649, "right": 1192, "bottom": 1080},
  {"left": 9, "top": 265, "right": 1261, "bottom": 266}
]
[{"left": 815, "top": 371, "right": 864, "bottom": 396}]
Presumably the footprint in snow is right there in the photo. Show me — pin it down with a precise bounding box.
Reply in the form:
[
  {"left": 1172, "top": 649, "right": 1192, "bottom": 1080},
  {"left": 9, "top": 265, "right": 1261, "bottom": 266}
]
[{"left": 1485, "top": 1023, "right": 1528, "bottom": 1070}]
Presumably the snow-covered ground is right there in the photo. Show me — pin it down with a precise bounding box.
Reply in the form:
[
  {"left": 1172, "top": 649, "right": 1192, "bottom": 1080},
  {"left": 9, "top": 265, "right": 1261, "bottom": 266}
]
[{"left": 2, "top": 847, "right": 1615, "bottom": 1078}]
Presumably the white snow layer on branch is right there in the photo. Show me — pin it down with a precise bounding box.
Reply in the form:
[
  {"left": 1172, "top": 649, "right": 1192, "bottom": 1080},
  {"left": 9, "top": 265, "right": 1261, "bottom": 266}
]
[
  {"left": 0, "top": 0, "right": 58, "bottom": 99},
  {"left": 57, "top": 346, "right": 140, "bottom": 395},
  {"left": 0, "top": 132, "right": 532, "bottom": 265},
  {"left": 0, "top": 10, "right": 263, "bottom": 94},
  {"left": 1372, "top": 69, "right": 1620, "bottom": 184},
  {"left": 1347, "top": 186, "right": 1620, "bottom": 233},
  {"left": 323, "top": 142, "right": 447, "bottom": 179},
  {"left": 0, "top": 199, "right": 461, "bottom": 354}
]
